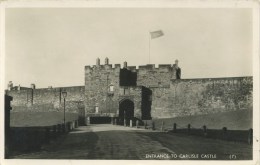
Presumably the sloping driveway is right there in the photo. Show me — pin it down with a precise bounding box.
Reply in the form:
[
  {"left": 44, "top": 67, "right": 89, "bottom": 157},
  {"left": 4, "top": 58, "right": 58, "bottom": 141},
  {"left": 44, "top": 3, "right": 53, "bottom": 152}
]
[{"left": 11, "top": 124, "right": 252, "bottom": 160}]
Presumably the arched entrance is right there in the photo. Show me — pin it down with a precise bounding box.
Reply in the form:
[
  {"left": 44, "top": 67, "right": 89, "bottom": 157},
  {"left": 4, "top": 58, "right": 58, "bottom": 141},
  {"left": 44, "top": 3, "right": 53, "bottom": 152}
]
[{"left": 119, "top": 99, "right": 134, "bottom": 125}]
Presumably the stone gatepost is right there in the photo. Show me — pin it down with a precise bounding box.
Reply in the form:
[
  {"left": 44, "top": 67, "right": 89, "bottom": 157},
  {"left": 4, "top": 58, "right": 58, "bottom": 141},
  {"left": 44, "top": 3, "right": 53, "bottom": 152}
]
[
  {"left": 160, "top": 121, "right": 164, "bottom": 132},
  {"left": 136, "top": 120, "right": 139, "bottom": 128},
  {"left": 130, "top": 120, "right": 133, "bottom": 127},
  {"left": 71, "top": 122, "right": 73, "bottom": 130},
  {"left": 75, "top": 120, "right": 78, "bottom": 128},
  {"left": 72, "top": 121, "right": 75, "bottom": 129},
  {"left": 87, "top": 117, "right": 90, "bottom": 125}
]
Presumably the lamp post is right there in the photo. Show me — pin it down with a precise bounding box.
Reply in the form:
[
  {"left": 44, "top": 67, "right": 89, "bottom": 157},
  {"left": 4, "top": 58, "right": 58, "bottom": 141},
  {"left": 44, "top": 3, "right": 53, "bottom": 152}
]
[
  {"left": 61, "top": 90, "right": 67, "bottom": 132},
  {"left": 124, "top": 110, "right": 126, "bottom": 126},
  {"left": 108, "top": 84, "right": 114, "bottom": 115}
]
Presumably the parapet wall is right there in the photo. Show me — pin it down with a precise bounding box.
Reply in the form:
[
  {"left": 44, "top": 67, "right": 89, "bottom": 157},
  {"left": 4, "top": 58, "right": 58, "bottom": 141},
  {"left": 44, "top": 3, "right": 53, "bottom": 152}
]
[
  {"left": 85, "top": 64, "right": 175, "bottom": 72},
  {"left": 137, "top": 64, "right": 176, "bottom": 87},
  {"left": 85, "top": 63, "right": 177, "bottom": 88},
  {"left": 151, "top": 77, "right": 253, "bottom": 118},
  {"left": 85, "top": 64, "right": 121, "bottom": 74}
]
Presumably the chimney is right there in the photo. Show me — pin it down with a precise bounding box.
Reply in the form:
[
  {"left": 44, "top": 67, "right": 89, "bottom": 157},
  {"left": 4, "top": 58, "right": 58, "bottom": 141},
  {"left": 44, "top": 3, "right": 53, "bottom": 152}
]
[
  {"left": 175, "top": 59, "right": 179, "bottom": 68},
  {"left": 7, "top": 81, "right": 13, "bottom": 90},
  {"left": 123, "top": 61, "right": 127, "bottom": 68},
  {"left": 105, "top": 57, "right": 109, "bottom": 65},
  {"left": 31, "top": 84, "right": 36, "bottom": 89},
  {"left": 96, "top": 58, "right": 100, "bottom": 66}
]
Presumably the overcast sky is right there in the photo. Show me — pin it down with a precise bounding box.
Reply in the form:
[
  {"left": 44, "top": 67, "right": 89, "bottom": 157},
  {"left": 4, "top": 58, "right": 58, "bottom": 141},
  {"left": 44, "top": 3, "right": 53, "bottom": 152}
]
[{"left": 5, "top": 8, "right": 252, "bottom": 88}]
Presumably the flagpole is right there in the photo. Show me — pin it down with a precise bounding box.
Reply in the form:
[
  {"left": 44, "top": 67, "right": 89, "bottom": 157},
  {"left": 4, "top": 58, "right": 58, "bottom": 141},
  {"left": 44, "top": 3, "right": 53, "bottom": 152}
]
[
  {"left": 149, "top": 31, "right": 151, "bottom": 64},
  {"left": 149, "top": 30, "right": 163, "bottom": 64}
]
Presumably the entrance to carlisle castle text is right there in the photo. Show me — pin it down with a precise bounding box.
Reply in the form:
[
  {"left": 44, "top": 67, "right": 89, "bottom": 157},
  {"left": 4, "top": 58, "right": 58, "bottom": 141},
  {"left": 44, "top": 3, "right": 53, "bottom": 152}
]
[{"left": 119, "top": 99, "right": 134, "bottom": 126}]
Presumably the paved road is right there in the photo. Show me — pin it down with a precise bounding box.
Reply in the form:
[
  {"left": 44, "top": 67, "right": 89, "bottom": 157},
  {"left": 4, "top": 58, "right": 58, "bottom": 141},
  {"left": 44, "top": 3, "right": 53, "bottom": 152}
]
[{"left": 11, "top": 124, "right": 252, "bottom": 160}]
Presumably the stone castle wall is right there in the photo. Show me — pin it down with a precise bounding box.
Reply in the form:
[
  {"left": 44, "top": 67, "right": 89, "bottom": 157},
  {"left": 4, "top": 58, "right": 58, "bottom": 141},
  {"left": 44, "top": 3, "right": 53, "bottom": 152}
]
[
  {"left": 151, "top": 77, "right": 253, "bottom": 118},
  {"left": 7, "top": 59, "right": 253, "bottom": 121},
  {"left": 6, "top": 86, "right": 84, "bottom": 113}
]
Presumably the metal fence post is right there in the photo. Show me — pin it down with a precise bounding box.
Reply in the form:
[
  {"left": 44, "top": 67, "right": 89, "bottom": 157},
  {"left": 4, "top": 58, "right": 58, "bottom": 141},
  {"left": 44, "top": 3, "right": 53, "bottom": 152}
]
[
  {"left": 173, "top": 123, "right": 177, "bottom": 133},
  {"left": 188, "top": 124, "right": 191, "bottom": 133},
  {"left": 248, "top": 128, "right": 253, "bottom": 145},
  {"left": 203, "top": 125, "right": 207, "bottom": 137}
]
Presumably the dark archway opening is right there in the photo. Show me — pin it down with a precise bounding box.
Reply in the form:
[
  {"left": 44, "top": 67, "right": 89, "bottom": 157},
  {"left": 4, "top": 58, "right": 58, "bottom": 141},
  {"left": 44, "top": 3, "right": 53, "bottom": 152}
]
[
  {"left": 141, "top": 87, "right": 152, "bottom": 120},
  {"left": 89, "top": 117, "right": 111, "bottom": 124},
  {"left": 119, "top": 99, "right": 134, "bottom": 125}
]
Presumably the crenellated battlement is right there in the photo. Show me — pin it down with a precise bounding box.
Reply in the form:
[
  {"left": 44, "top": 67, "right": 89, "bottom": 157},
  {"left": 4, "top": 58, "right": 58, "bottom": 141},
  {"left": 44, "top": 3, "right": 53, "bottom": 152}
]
[
  {"left": 86, "top": 63, "right": 173, "bottom": 69},
  {"left": 127, "top": 66, "right": 137, "bottom": 71},
  {"left": 85, "top": 58, "right": 180, "bottom": 88},
  {"left": 170, "top": 76, "right": 253, "bottom": 84},
  {"left": 85, "top": 59, "right": 177, "bottom": 74},
  {"left": 85, "top": 64, "right": 121, "bottom": 75},
  {"left": 85, "top": 58, "right": 123, "bottom": 74}
]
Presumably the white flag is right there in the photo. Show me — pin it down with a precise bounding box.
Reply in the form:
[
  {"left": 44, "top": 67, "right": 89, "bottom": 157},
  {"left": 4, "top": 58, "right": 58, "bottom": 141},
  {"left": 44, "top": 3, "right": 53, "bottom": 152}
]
[{"left": 150, "top": 30, "right": 164, "bottom": 39}]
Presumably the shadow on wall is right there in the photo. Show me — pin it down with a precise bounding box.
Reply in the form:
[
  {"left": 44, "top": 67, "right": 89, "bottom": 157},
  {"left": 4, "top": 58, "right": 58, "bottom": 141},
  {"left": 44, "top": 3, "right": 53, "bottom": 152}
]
[
  {"left": 141, "top": 87, "right": 152, "bottom": 120},
  {"left": 5, "top": 94, "right": 13, "bottom": 158}
]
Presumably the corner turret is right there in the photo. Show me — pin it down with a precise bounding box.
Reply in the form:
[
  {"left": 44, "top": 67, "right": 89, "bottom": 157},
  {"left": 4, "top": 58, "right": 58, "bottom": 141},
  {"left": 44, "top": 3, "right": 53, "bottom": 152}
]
[
  {"left": 7, "top": 81, "right": 13, "bottom": 90},
  {"left": 105, "top": 57, "right": 109, "bottom": 65},
  {"left": 123, "top": 61, "right": 127, "bottom": 68},
  {"left": 96, "top": 58, "right": 100, "bottom": 66}
]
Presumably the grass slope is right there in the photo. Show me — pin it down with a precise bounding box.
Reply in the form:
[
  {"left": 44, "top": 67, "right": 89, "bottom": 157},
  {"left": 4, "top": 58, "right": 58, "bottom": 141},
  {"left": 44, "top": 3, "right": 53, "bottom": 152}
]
[
  {"left": 150, "top": 109, "right": 252, "bottom": 130},
  {"left": 10, "top": 111, "right": 78, "bottom": 127}
]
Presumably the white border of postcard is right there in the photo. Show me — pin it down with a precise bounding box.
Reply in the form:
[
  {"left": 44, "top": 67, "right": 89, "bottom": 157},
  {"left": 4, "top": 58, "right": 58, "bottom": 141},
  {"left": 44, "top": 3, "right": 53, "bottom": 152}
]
[{"left": 0, "top": 0, "right": 259, "bottom": 165}]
